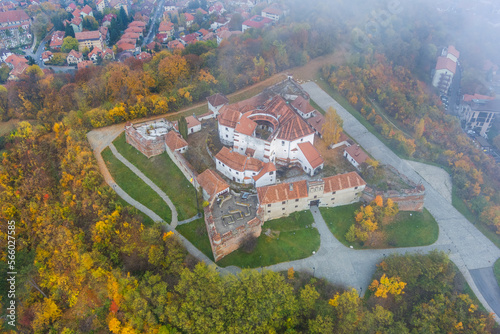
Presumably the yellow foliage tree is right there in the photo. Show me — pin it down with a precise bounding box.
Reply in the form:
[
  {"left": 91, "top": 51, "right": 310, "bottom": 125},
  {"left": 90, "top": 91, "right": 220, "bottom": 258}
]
[
  {"left": 288, "top": 267, "right": 295, "bottom": 280},
  {"left": 369, "top": 274, "right": 406, "bottom": 298},
  {"left": 322, "top": 106, "right": 343, "bottom": 147}
]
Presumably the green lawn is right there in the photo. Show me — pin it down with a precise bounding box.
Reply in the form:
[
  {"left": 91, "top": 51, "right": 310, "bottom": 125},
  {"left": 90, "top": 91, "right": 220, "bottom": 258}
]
[
  {"left": 113, "top": 133, "right": 198, "bottom": 220},
  {"left": 217, "top": 210, "right": 320, "bottom": 268},
  {"left": 320, "top": 204, "right": 438, "bottom": 249},
  {"left": 102, "top": 148, "right": 172, "bottom": 223},
  {"left": 176, "top": 217, "right": 214, "bottom": 261}
]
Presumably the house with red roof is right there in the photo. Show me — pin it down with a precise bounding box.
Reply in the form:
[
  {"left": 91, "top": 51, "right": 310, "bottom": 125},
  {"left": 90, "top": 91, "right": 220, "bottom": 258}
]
[
  {"left": 165, "top": 130, "right": 188, "bottom": 153},
  {"left": 67, "top": 49, "right": 83, "bottom": 65},
  {"left": 50, "top": 30, "right": 65, "bottom": 50},
  {"left": 102, "top": 13, "right": 116, "bottom": 27},
  {"left": 158, "top": 20, "right": 174, "bottom": 37},
  {"left": 344, "top": 144, "right": 369, "bottom": 170},
  {"left": 180, "top": 33, "right": 198, "bottom": 45},
  {"left": 135, "top": 51, "right": 152, "bottom": 61},
  {"left": 197, "top": 169, "right": 229, "bottom": 202},
  {"left": 261, "top": 5, "right": 284, "bottom": 21},
  {"left": 167, "top": 39, "right": 184, "bottom": 50},
  {"left": 77, "top": 60, "right": 94, "bottom": 70},
  {"left": 75, "top": 30, "right": 103, "bottom": 51},
  {"left": 257, "top": 171, "right": 366, "bottom": 221},
  {"left": 218, "top": 90, "right": 324, "bottom": 176},
  {"left": 96, "top": 0, "right": 105, "bottom": 12},
  {"left": 186, "top": 115, "right": 201, "bottom": 134},
  {"left": 183, "top": 12, "right": 194, "bottom": 27},
  {"left": 242, "top": 15, "right": 272, "bottom": 32},
  {"left": 146, "top": 41, "right": 161, "bottom": 51},
  {"left": 41, "top": 51, "right": 53, "bottom": 63},
  {"left": 432, "top": 45, "right": 460, "bottom": 94},
  {"left": 80, "top": 5, "right": 93, "bottom": 17}
]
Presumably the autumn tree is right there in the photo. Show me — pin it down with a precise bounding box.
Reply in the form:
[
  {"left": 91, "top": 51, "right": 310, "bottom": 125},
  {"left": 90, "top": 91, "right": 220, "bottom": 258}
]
[
  {"left": 369, "top": 274, "right": 406, "bottom": 298},
  {"left": 61, "top": 36, "right": 79, "bottom": 52},
  {"left": 322, "top": 106, "right": 343, "bottom": 147}
]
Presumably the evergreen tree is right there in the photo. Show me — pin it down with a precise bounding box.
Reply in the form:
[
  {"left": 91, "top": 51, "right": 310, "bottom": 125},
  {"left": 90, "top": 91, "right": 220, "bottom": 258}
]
[
  {"left": 179, "top": 116, "right": 188, "bottom": 140},
  {"left": 64, "top": 23, "right": 75, "bottom": 38}
]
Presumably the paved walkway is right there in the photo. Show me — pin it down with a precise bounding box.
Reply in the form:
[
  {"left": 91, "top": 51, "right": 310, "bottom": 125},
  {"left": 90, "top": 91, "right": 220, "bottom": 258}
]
[
  {"left": 177, "top": 213, "right": 203, "bottom": 226},
  {"left": 301, "top": 82, "right": 500, "bottom": 318},
  {"left": 109, "top": 143, "right": 179, "bottom": 227}
]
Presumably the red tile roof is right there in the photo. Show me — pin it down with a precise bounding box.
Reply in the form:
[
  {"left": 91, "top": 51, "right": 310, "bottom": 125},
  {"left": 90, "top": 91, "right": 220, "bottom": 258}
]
[
  {"left": 50, "top": 30, "right": 65, "bottom": 48},
  {"left": 197, "top": 169, "right": 229, "bottom": 199},
  {"left": 146, "top": 41, "right": 161, "bottom": 51},
  {"left": 165, "top": 131, "right": 188, "bottom": 151},
  {"left": 129, "top": 21, "right": 146, "bottom": 29},
  {"left": 125, "top": 26, "right": 143, "bottom": 34},
  {"left": 447, "top": 45, "right": 460, "bottom": 59},
  {"left": 81, "top": 4, "right": 92, "bottom": 14},
  {"left": 218, "top": 106, "right": 241, "bottom": 127},
  {"left": 167, "top": 40, "right": 185, "bottom": 50},
  {"left": 159, "top": 20, "right": 174, "bottom": 32},
  {"left": 297, "top": 142, "right": 323, "bottom": 169},
  {"left": 75, "top": 30, "right": 100, "bottom": 41},
  {"left": 77, "top": 60, "right": 93, "bottom": 69},
  {"left": 463, "top": 94, "right": 495, "bottom": 102},
  {"left": 5, "top": 54, "right": 27, "bottom": 67},
  {"left": 184, "top": 13, "right": 194, "bottom": 21},
  {"left": 117, "top": 43, "right": 135, "bottom": 51},
  {"left": 435, "top": 56, "right": 456, "bottom": 74},
  {"left": 122, "top": 32, "right": 140, "bottom": 40},
  {"left": 207, "top": 93, "right": 229, "bottom": 107},
  {"left": 186, "top": 115, "right": 200, "bottom": 129},
  {"left": 345, "top": 145, "right": 368, "bottom": 165},
  {"left": 257, "top": 180, "right": 308, "bottom": 205},
  {"left": 72, "top": 8, "right": 81, "bottom": 17},
  {"left": 235, "top": 114, "right": 257, "bottom": 136},
  {"left": 68, "top": 49, "right": 82, "bottom": 58},
  {"left": 243, "top": 15, "right": 272, "bottom": 29},
  {"left": 323, "top": 172, "right": 366, "bottom": 193},
  {"left": 253, "top": 162, "right": 276, "bottom": 181},
  {"left": 291, "top": 96, "right": 315, "bottom": 115},
  {"left": 262, "top": 6, "right": 283, "bottom": 15},
  {"left": 215, "top": 147, "right": 263, "bottom": 172},
  {"left": 306, "top": 112, "right": 325, "bottom": 136}
]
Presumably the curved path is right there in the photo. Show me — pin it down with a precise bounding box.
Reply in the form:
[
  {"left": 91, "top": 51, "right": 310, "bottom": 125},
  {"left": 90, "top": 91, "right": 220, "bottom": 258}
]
[
  {"left": 109, "top": 143, "right": 179, "bottom": 227},
  {"left": 301, "top": 82, "right": 500, "bottom": 318}
]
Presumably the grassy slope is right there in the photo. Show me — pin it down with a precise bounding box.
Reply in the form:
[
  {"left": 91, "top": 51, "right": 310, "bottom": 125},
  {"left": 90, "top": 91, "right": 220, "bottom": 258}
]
[
  {"left": 320, "top": 204, "right": 438, "bottom": 249},
  {"left": 217, "top": 210, "right": 320, "bottom": 268},
  {"left": 102, "top": 148, "right": 172, "bottom": 222},
  {"left": 113, "top": 133, "right": 198, "bottom": 220},
  {"left": 176, "top": 217, "right": 214, "bottom": 261}
]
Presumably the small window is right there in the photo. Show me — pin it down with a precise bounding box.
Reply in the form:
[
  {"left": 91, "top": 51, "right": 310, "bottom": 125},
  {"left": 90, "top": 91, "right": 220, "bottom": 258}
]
[
  {"left": 332, "top": 191, "right": 336, "bottom": 194},
  {"left": 268, "top": 204, "right": 271, "bottom": 207},
  {"left": 229, "top": 168, "right": 231, "bottom": 171},
  {"left": 295, "top": 199, "right": 299, "bottom": 202},
  {"left": 269, "top": 171, "right": 274, "bottom": 175},
  {"left": 268, "top": 210, "right": 271, "bottom": 213},
  {"left": 226, "top": 134, "right": 228, "bottom": 138},
  {"left": 282, "top": 208, "right": 285, "bottom": 210},
  {"left": 236, "top": 172, "right": 239, "bottom": 175},
  {"left": 331, "top": 198, "right": 335, "bottom": 201},
  {"left": 355, "top": 186, "right": 358, "bottom": 190},
  {"left": 295, "top": 205, "right": 298, "bottom": 208},
  {"left": 301, "top": 138, "right": 303, "bottom": 141},
  {"left": 218, "top": 161, "right": 221, "bottom": 164},
  {"left": 282, "top": 201, "right": 286, "bottom": 205},
  {"left": 282, "top": 141, "right": 285, "bottom": 146},
  {"left": 226, "top": 127, "right": 228, "bottom": 130},
  {"left": 314, "top": 195, "right": 317, "bottom": 199}
]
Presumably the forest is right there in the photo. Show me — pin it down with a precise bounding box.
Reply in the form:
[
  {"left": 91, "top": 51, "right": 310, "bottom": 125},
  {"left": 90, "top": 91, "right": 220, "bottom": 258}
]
[{"left": 1, "top": 0, "right": 500, "bottom": 332}]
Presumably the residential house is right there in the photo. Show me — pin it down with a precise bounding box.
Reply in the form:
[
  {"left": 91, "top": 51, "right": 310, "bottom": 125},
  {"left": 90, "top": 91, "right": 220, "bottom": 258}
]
[
  {"left": 66, "top": 2, "right": 77, "bottom": 12},
  {"left": 109, "top": 0, "right": 128, "bottom": 15},
  {"left": 80, "top": 5, "right": 93, "bottom": 17},
  {"left": 432, "top": 45, "right": 460, "bottom": 94},
  {"left": 77, "top": 60, "right": 94, "bottom": 70},
  {"left": 128, "top": 20, "right": 146, "bottom": 31},
  {"left": 165, "top": 130, "right": 188, "bottom": 153},
  {"left": 0, "top": 10, "right": 30, "bottom": 32},
  {"left": 66, "top": 49, "right": 83, "bottom": 65},
  {"left": 261, "top": 6, "right": 283, "bottom": 21},
  {"left": 102, "top": 13, "right": 116, "bottom": 27},
  {"left": 242, "top": 15, "right": 272, "bottom": 32},
  {"left": 197, "top": 169, "right": 229, "bottom": 202},
  {"left": 208, "top": 1, "right": 225, "bottom": 15},
  {"left": 50, "top": 30, "right": 65, "bottom": 50},
  {"left": 116, "top": 42, "right": 135, "bottom": 52},
  {"left": 180, "top": 33, "right": 198, "bottom": 45},
  {"left": 96, "top": 0, "right": 106, "bottom": 12},
  {"left": 146, "top": 41, "right": 161, "bottom": 51},
  {"left": 216, "top": 29, "right": 242, "bottom": 45},
  {"left": 207, "top": 93, "right": 229, "bottom": 114},
  {"left": 257, "top": 172, "right": 366, "bottom": 221},
  {"left": 183, "top": 13, "right": 194, "bottom": 27},
  {"left": 186, "top": 115, "right": 201, "bottom": 134},
  {"left": 70, "top": 16, "right": 83, "bottom": 33},
  {"left": 215, "top": 147, "right": 276, "bottom": 187},
  {"left": 41, "top": 51, "right": 53, "bottom": 62},
  {"left": 344, "top": 144, "right": 368, "bottom": 170},
  {"left": 135, "top": 51, "right": 152, "bottom": 61},
  {"left": 75, "top": 30, "right": 103, "bottom": 52},
  {"left": 158, "top": 21, "right": 174, "bottom": 38},
  {"left": 167, "top": 39, "right": 184, "bottom": 50},
  {"left": 125, "top": 26, "right": 144, "bottom": 37},
  {"left": 291, "top": 96, "right": 316, "bottom": 118},
  {"left": 305, "top": 112, "right": 325, "bottom": 138}
]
